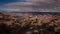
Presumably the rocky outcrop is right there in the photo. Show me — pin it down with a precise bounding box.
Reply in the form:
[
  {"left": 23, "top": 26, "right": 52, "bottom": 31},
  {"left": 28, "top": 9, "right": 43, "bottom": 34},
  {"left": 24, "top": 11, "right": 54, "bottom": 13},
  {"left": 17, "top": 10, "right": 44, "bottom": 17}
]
[{"left": 0, "top": 12, "right": 60, "bottom": 34}]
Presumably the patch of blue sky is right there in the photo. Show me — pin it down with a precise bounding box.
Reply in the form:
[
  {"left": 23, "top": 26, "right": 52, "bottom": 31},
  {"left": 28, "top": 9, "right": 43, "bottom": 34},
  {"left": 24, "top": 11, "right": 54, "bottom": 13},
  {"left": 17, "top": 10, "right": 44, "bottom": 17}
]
[{"left": 0, "top": 0, "right": 25, "bottom": 4}]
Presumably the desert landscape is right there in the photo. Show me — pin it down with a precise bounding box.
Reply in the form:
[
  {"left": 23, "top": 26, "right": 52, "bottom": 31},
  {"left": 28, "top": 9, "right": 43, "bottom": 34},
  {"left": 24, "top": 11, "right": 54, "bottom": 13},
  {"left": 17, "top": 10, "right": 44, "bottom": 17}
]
[{"left": 0, "top": 11, "right": 60, "bottom": 34}]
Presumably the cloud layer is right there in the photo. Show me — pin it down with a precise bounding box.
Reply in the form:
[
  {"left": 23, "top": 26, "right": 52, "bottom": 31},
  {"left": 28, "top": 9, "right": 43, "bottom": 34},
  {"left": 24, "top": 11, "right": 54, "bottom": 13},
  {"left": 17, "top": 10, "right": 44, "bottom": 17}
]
[{"left": 4, "top": 0, "right": 60, "bottom": 12}]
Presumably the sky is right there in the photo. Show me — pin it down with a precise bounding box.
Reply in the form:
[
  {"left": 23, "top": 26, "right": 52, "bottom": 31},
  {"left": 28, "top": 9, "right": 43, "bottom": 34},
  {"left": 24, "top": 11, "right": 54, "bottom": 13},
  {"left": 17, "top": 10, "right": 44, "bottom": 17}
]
[
  {"left": 0, "top": 0, "right": 25, "bottom": 4},
  {"left": 0, "top": 0, "right": 60, "bottom": 12},
  {"left": 0, "top": 0, "right": 25, "bottom": 11}
]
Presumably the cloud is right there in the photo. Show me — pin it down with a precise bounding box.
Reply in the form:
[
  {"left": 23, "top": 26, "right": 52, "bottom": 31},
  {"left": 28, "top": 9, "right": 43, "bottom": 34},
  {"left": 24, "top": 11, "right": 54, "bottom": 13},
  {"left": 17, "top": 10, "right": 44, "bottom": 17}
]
[
  {"left": 3, "top": 0, "right": 60, "bottom": 12},
  {"left": 26, "top": 0, "right": 55, "bottom": 3},
  {"left": 5, "top": 2, "right": 40, "bottom": 6}
]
